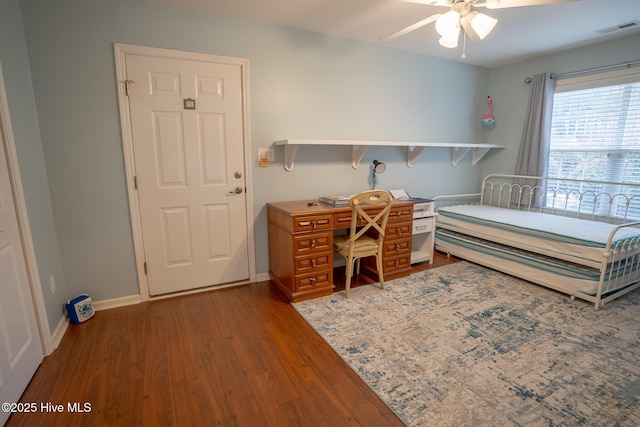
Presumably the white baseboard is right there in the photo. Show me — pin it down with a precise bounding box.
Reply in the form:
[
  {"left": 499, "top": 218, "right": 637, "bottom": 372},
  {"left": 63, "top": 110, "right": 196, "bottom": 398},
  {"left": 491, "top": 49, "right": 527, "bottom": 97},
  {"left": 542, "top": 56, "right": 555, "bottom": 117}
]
[
  {"left": 256, "top": 272, "right": 270, "bottom": 282},
  {"left": 82, "top": 277, "right": 272, "bottom": 313},
  {"left": 50, "top": 315, "right": 69, "bottom": 352},
  {"left": 92, "top": 294, "right": 142, "bottom": 311}
]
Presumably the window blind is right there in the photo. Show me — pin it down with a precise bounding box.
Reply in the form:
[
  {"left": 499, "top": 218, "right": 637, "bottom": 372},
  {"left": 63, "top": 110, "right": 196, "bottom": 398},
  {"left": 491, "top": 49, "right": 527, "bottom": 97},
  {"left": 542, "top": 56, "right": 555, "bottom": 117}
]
[{"left": 548, "top": 68, "right": 640, "bottom": 220}]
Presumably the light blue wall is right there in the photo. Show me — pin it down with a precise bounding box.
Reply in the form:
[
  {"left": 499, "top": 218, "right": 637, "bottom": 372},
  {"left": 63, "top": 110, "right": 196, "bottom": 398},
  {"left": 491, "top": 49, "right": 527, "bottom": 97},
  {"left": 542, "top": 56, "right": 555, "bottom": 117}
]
[
  {"left": 0, "top": 0, "right": 68, "bottom": 334},
  {"left": 8, "top": 0, "right": 640, "bottom": 325},
  {"left": 19, "top": 0, "right": 491, "bottom": 301},
  {"left": 482, "top": 32, "right": 640, "bottom": 176}
]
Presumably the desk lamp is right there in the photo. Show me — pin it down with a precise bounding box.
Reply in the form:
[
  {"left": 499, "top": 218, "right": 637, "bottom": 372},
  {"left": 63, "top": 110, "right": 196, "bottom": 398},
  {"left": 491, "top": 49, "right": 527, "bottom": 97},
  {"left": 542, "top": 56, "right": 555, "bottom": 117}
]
[{"left": 371, "top": 160, "right": 386, "bottom": 189}]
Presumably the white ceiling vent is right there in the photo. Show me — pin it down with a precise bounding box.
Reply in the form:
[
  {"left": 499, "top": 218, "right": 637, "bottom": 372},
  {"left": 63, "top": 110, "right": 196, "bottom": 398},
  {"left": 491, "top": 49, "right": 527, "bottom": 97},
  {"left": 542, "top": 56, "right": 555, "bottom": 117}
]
[{"left": 596, "top": 20, "right": 639, "bottom": 34}]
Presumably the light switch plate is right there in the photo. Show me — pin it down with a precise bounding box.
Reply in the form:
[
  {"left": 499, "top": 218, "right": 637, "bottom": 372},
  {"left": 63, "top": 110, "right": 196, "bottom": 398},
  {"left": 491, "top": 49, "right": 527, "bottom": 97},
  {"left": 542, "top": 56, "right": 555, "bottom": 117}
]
[{"left": 258, "top": 148, "right": 275, "bottom": 161}]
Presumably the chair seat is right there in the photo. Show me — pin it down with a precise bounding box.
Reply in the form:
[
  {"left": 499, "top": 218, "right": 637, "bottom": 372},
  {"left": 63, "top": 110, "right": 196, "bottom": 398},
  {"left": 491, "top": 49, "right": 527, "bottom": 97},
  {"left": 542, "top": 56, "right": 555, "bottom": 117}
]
[{"left": 334, "top": 235, "right": 379, "bottom": 257}]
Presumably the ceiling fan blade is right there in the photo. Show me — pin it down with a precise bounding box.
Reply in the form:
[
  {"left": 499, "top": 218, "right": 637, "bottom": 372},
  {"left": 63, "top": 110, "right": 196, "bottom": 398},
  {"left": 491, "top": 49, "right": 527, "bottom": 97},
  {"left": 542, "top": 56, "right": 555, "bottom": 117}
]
[
  {"left": 485, "top": 0, "right": 579, "bottom": 9},
  {"left": 397, "top": 0, "right": 451, "bottom": 6},
  {"left": 379, "top": 14, "right": 442, "bottom": 41}
]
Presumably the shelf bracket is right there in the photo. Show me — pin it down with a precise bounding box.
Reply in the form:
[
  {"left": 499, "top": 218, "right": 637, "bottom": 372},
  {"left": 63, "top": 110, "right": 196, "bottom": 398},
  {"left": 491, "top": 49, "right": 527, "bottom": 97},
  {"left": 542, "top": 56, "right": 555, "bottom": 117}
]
[
  {"left": 451, "top": 147, "right": 471, "bottom": 166},
  {"left": 407, "top": 146, "right": 426, "bottom": 167},
  {"left": 472, "top": 147, "right": 492, "bottom": 166},
  {"left": 283, "top": 144, "right": 299, "bottom": 171},
  {"left": 352, "top": 145, "right": 369, "bottom": 169}
]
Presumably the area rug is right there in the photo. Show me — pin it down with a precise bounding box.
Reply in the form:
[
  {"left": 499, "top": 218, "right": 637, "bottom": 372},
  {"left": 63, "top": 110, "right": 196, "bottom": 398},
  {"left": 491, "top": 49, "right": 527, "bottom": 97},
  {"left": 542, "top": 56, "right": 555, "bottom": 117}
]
[{"left": 292, "top": 262, "right": 640, "bottom": 426}]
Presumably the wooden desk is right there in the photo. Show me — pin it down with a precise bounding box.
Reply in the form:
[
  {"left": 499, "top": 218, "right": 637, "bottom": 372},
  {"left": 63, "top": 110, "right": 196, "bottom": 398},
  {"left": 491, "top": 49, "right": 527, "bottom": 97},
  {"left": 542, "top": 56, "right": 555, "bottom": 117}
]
[{"left": 267, "top": 199, "right": 414, "bottom": 302}]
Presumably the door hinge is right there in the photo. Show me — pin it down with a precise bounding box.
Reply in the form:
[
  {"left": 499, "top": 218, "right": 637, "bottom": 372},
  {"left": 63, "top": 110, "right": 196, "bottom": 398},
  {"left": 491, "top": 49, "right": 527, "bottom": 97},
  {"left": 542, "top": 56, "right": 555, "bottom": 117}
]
[
  {"left": 124, "top": 80, "right": 134, "bottom": 96},
  {"left": 144, "top": 262, "right": 147, "bottom": 275},
  {"left": 134, "top": 176, "right": 138, "bottom": 190}
]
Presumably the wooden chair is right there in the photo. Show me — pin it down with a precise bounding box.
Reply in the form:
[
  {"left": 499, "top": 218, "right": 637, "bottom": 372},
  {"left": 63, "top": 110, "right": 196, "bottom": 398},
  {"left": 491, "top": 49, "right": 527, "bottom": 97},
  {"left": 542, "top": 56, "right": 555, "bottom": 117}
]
[{"left": 333, "top": 190, "right": 393, "bottom": 297}]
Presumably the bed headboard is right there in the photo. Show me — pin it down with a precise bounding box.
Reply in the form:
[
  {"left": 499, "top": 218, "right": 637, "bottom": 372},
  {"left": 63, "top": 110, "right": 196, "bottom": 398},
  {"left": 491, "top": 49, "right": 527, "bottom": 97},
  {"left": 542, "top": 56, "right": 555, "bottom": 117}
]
[{"left": 481, "top": 174, "right": 640, "bottom": 223}]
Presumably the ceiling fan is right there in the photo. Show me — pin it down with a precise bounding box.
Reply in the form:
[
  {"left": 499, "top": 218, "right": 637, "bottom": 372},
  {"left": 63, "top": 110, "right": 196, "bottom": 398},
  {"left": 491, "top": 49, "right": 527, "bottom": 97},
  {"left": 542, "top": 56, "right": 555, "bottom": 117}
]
[{"left": 380, "top": 0, "right": 579, "bottom": 55}]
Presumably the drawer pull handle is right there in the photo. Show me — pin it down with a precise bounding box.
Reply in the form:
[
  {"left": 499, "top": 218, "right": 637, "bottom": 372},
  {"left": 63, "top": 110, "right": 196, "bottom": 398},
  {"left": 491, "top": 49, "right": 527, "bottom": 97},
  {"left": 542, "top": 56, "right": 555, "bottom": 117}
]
[
  {"left": 311, "top": 240, "right": 316, "bottom": 248},
  {"left": 415, "top": 225, "right": 428, "bottom": 231}
]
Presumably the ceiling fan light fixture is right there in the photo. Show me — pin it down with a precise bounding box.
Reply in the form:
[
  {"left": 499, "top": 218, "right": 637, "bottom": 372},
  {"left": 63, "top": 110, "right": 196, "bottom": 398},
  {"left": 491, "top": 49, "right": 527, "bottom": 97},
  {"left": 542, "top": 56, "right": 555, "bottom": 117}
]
[
  {"left": 382, "top": 0, "right": 570, "bottom": 56},
  {"left": 435, "top": 10, "right": 460, "bottom": 36},
  {"left": 465, "top": 11, "right": 498, "bottom": 41},
  {"left": 438, "top": 26, "right": 460, "bottom": 48}
]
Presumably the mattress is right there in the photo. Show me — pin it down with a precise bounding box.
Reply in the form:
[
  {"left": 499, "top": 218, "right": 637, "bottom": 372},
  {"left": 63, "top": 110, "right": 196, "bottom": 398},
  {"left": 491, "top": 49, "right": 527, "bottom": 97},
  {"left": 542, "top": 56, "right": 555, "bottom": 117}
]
[
  {"left": 435, "top": 229, "right": 639, "bottom": 296},
  {"left": 436, "top": 205, "right": 640, "bottom": 268}
]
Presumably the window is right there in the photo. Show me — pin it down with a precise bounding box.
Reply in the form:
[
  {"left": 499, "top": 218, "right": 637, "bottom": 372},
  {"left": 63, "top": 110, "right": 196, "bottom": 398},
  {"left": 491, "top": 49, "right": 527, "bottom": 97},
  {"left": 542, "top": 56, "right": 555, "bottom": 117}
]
[{"left": 547, "top": 68, "right": 640, "bottom": 220}]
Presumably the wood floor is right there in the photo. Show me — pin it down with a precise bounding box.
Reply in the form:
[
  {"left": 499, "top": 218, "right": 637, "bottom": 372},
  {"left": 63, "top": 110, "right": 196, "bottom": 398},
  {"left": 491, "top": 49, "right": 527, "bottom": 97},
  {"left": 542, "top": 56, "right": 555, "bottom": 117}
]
[{"left": 7, "top": 253, "right": 457, "bottom": 427}]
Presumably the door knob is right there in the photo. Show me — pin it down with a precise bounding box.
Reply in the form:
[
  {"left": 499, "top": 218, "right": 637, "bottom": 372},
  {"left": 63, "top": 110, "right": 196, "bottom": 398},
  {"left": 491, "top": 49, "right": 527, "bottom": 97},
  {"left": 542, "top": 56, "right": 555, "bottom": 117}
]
[
  {"left": 228, "top": 186, "right": 243, "bottom": 195},
  {"left": 234, "top": 171, "right": 242, "bottom": 179}
]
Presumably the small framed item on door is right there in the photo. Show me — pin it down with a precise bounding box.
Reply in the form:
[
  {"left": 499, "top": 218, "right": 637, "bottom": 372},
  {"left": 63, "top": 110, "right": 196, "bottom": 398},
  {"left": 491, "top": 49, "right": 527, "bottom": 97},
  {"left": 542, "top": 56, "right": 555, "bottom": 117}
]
[
  {"left": 66, "top": 294, "right": 95, "bottom": 323},
  {"left": 183, "top": 98, "right": 196, "bottom": 110}
]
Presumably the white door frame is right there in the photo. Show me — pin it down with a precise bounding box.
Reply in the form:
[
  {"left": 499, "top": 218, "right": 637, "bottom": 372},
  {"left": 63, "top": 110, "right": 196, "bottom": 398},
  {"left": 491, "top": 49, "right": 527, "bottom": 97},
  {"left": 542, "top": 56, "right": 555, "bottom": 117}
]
[
  {"left": 114, "top": 43, "right": 256, "bottom": 301},
  {"left": 0, "top": 63, "right": 53, "bottom": 355}
]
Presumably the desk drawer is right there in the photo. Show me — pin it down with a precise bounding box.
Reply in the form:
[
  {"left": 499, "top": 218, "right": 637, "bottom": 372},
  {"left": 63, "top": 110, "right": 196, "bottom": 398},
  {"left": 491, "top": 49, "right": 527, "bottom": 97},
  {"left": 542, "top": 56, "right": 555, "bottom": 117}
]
[
  {"left": 295, "top": 253, "right": 331, "bottom": 275},
  {"left": 389, "top": 206, "right": 413, "bottom": 222},
  {"left": 412, "top": 217, "right": 434, "bottom": 235},
  {"left": 413, "top": 202, "right": 434, "bottom": 218},
  {"left": 293, "top": 232, "right": 332, "bottom": 255},
  {"left": 334, "top": 212, "right": 356, "bottom": 229},
  {"left": 383, "top": 253, "right": 411, "bottom": 273},
  {"left": 333, "top": 204, "right": 413, "bottom": 229},
  {"left": 385, "top": 221, "right": 412, "bottom": 239},
  {"left": 293, "top": 215, "right": 332, "bottom": 233},
  {"left": 334, "top": 211, "right": 384, "bottom": 229},
  {"left": 383, "top": 238, "right": 411, "bottom": 256},
  {"left": 295, "top": 271, "right": 332, "bottom": 292}
]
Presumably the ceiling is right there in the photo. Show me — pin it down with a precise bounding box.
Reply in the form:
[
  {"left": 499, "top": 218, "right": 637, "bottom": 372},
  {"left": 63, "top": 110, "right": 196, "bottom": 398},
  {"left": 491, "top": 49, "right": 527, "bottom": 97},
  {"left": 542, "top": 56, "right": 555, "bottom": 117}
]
[{"left": 149, "top": 0, "right": 640, "bottom": 68}]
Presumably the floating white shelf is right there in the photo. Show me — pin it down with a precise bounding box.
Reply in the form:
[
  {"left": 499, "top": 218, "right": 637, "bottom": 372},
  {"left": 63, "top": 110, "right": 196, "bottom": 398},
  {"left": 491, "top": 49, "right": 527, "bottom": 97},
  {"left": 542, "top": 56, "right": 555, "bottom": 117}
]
[{"left": 273, "top": 139, "right": 505, "bottom": 171}]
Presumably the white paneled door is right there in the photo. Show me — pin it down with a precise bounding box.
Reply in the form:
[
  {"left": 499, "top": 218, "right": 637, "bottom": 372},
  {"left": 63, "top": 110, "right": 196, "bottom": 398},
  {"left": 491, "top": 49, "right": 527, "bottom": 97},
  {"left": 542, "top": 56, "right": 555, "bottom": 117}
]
[
  {"left": 125, "top": 54, "right": 249, "bottom": 296},
  {"left": 0, "top": 118, "right": 43, "bottom": 424}
]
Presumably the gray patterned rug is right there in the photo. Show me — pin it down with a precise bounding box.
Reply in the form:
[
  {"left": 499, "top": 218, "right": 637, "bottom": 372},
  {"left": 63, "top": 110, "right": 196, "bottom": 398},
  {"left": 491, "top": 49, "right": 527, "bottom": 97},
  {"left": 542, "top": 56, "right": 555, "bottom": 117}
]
[{"left": 292, "top": 262, "right": 640, "bottom": 426}]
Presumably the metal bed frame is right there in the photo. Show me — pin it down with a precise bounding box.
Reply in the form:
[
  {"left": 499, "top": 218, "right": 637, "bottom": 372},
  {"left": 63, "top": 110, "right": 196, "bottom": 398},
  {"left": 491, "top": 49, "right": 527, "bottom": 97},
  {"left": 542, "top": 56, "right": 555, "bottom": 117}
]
[{"left": 435, "top": 174, "right": 640, "bottom": 310}]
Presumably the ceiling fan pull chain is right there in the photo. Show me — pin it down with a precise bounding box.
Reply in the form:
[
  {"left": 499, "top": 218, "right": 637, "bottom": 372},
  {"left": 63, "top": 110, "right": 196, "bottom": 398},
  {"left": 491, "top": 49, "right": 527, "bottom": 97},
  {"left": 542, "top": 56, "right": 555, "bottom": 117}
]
[{"left": 461, "top": 31, "right": 467, "bottom": 59}]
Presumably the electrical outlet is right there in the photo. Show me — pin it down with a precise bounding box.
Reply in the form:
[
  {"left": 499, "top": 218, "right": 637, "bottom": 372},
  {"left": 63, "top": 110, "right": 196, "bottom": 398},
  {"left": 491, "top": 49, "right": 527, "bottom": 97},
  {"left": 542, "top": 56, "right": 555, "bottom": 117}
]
[
  {"left": 49, "top": 274, "right": 56, "bottom": 294},
  {"left": 257, "top": 148, "right": 275, "bottom": 161}
]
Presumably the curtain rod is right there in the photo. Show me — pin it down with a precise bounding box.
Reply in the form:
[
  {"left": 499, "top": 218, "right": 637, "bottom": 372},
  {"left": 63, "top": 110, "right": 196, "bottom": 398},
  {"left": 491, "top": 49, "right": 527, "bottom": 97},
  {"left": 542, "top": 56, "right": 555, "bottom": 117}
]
[{"left": 524, "top": 59, "right": 640, "bottom": 84}]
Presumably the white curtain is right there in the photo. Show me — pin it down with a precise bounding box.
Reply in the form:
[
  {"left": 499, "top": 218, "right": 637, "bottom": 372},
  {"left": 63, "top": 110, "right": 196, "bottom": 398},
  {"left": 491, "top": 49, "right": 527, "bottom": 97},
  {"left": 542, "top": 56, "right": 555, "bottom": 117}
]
[{"left": 513, "top": 72, "right": 555, "bottom": 206}]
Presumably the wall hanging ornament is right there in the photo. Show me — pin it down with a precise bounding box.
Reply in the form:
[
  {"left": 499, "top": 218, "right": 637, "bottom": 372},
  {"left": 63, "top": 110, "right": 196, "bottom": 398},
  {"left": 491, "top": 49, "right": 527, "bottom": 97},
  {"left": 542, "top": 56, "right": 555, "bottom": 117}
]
[{"left": 481, "top": 96, "right": 496, "bottom": 143}]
